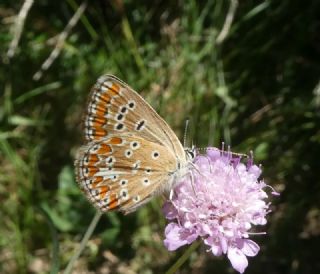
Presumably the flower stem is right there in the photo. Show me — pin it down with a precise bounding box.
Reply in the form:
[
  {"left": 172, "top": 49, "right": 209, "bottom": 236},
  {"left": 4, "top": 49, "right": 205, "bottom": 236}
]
[
  {"left": 63, "top": 210, "right": 102, "bottom": 274},
  {"left": 165, "top": 240, "right": 201, "bottom": 274}
]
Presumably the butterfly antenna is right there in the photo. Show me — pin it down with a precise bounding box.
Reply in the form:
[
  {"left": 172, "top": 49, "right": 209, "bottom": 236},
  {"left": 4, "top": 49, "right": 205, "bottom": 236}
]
[{"left": 183, "top": 118, "right": 190, "bottom": 148}]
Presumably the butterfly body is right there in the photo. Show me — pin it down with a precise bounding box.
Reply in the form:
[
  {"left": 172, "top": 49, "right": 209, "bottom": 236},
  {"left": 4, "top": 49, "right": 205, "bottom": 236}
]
[{"left": 75, "top": 75, "right": 192, "bottom": 214}]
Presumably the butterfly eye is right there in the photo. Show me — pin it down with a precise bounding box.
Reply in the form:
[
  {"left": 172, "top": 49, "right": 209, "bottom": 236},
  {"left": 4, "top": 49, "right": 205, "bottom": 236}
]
[{"left": 185, "top": 148, "right": 196, "bottom": 160}]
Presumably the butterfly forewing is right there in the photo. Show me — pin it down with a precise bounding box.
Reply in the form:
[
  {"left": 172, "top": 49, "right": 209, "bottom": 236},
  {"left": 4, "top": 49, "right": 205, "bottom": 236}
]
[
  {"left": 75, "top": 74, "right": 189, "bottom": 213},
  {"left": 84, "top": 75, "right": 185, "bottom": 159}
]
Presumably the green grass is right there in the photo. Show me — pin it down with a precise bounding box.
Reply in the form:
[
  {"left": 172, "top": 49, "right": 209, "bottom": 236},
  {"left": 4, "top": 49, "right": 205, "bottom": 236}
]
[{"left": 1, "top": 0, "right": 320, "bottom": 273}]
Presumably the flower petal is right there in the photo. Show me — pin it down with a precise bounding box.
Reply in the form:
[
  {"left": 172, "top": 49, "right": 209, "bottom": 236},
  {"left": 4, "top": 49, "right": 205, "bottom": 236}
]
[
  {"left": 240, "top": 239, "right": 260, "bottom": 257},
  {"left": 204, "top": 237, "right": 223, "bottom": 256},
  {"left": 227, "top": 247, "right": 248, "bottom": 273},
  {"left": 162, "top": 202, "right": 177, "bottom": 220},
  {"left": 164, "top": 223, "right": 194, "bottom": 251}
]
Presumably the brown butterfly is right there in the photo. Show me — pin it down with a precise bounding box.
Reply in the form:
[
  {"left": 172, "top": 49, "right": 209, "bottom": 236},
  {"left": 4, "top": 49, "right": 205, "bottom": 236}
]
[{"left": 75, "top": 75, "right": 194, "bottom": 214}]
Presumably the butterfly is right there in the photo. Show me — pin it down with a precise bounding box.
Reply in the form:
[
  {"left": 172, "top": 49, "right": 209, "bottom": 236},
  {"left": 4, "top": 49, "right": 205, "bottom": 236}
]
[{"left": 74, "top": 75, "right": 195, "bottom": 214}]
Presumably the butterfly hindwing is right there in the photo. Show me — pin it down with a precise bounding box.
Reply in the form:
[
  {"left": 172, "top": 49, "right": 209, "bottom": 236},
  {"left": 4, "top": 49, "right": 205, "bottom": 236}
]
[{"left": 75, "top": 134, "right": 178, "bottom": 213}]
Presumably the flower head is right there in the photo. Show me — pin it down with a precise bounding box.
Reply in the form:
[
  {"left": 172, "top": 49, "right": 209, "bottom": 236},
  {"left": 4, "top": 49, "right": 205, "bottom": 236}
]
[{"left": 163, "top": 147, "right": 277, "bottom": 273}]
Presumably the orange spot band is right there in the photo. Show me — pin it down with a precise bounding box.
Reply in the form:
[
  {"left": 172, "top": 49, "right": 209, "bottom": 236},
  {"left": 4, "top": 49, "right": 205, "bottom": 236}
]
[
  {"left": 99, "top": 93, "right": 111, "bottom": 103},
  {"left": 88, "top": 166, "right": 98, "bottom": 177},
  {"left": 88, "top": 154, "right": 99, "bottom": 165},
  {"left": 109, "top": 137, "right": 122, "bottom": 145},
  {"left": 92, "top": 176, "right": 103, "bottom": 188},
  {"left": 94, "top": 128, "right": 107, "bottom": 137},
  {"left": 99, "top": 185, "right": 110, "bottom": 199},
  {"left": 109, "top": 83, "right": 120, "bottom": 96},
  {"left": 97, "top": 144, "right": 111, "bottom": 154},
  {"left": 108, "top": 193, "right": 119, "bottom": 210}
]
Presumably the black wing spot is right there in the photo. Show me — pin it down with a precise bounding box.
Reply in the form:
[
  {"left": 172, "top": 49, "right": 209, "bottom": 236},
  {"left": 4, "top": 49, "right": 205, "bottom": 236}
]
[
  {"left": 136, "top": 120, "right": 145, "bottom": 131},
  {"left": 152, "top": 151, "right": 160, "bottom": 159},
  {"left": 120, "top": 106, "right": 127, "bottom": 113},
  {"left": 116, "top": 123, "right": 124, "bottom": 130},
  {"left": 128, "top": 101, "right": 135, "bottom": 109},
  {"left": 116, "top": 113, "right": 124, "bottom": 121},
  {"left": 125, "top": 150, "right": 133, "bottom": 158}
]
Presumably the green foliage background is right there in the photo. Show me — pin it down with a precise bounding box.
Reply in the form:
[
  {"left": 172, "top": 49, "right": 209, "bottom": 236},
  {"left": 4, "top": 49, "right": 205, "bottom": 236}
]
[{"left": 1, "top": 0, "right": 319, "bottom": 273}]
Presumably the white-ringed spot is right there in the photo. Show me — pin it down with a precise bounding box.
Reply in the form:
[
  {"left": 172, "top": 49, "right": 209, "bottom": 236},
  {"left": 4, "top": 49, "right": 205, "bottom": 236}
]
[
  {"left": 120, "top": 189, "right": 129, "bottom": 200},
  {"left": 142, "top": 178, "right": 150, "bottom": 186},
  {"left": 116, "top": 113, "right": 125, "bottom": 121},
  {"left": 127, "top": 100, "right": 136, "bottom": 110},
  {"left": 106, "top": 156, "right": 115, "bottom": 165},
  {"left": 133, "top": 195, "right": 140, "bottom": 203},
  {"left": 111, "top": 175, "right": 118, "bottom": 182},
  {"left": 115, "top": 123, "right": 125, "bottom": 131},
  {"left": 152, "top": 151, "right": 160, "bottom": 160},
  {"left": 125, "top": 149, "right": 133, "bottom": 158},
  {"left": 130, "top": 141, "right": 140, "bottom": 150},
  {"left": 119, "top": 105, "right": 128, "bottom": 114},
  {"left": 145, "top": 167, "right": 152, "bottom": 174},
  {"left": 119, "top": 179, "right": 128, "bottom": 187},
  {"left": 92, "top": 144, "right": 99, "bottom": 152}
]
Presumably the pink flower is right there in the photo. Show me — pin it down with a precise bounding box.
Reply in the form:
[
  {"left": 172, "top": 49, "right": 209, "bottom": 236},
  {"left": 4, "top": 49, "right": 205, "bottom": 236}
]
[{"left": 163, "top": 147, "right": 277, "bottom": 273}]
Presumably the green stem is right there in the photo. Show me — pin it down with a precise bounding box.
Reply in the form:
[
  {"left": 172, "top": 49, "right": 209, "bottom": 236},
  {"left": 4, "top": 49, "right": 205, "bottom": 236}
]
[
  {"left": 63, "top": 210, "right": 102, "bottom": 274},
  {"left": 165, "top": 240, "right": 201, "bottom": 274}
]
